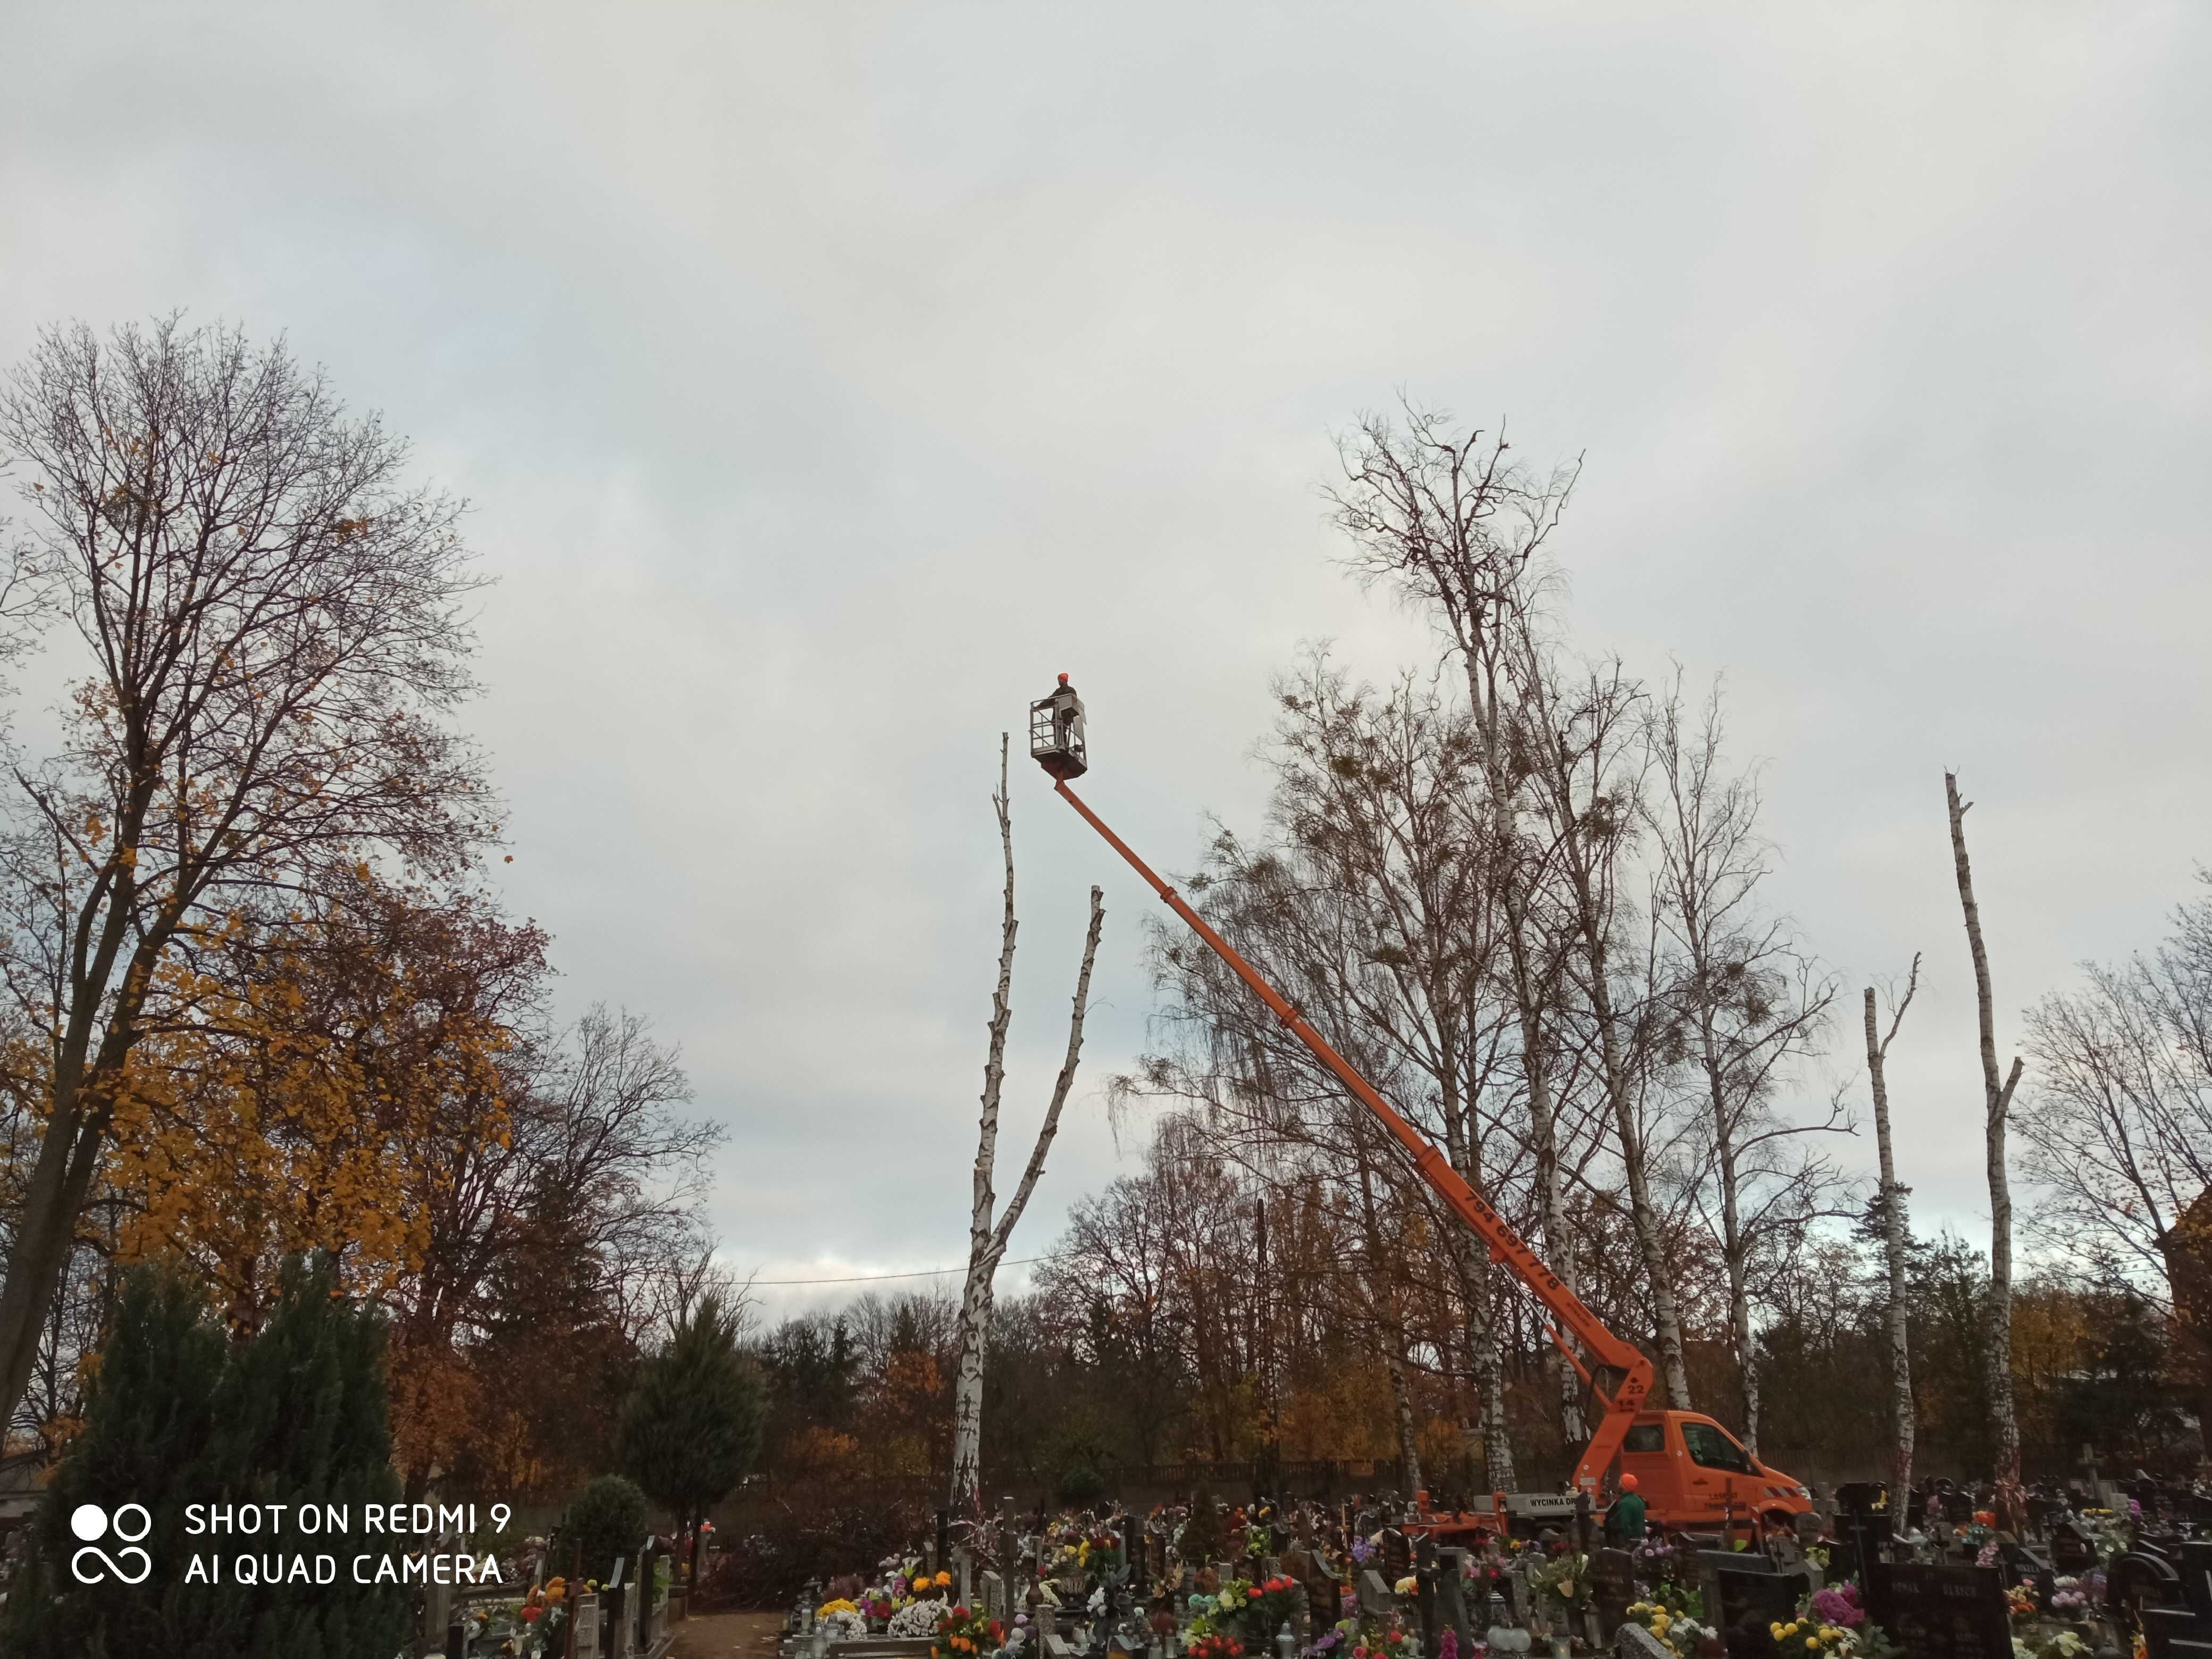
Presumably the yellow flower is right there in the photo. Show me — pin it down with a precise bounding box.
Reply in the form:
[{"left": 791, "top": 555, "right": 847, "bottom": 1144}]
[
  {"left": 1771, "top": 1624, "right": 1787, "bottom": 1640},
  {"left": 936, "top": 1572, "right": 952, "bottom": 1588},
  {"left": 1805, "top": 1640, "right": 1818, "bottom": 1652}
]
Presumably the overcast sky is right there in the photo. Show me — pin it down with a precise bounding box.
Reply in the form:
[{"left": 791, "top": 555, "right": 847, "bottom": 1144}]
[{"left": 5, "top": 3, "right": 2207, "bottom": 1325}]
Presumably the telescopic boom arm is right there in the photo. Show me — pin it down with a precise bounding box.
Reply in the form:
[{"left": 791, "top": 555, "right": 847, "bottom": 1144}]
[{"left": 1052, "top": 778, "right": 1654, "bottom": 1498}]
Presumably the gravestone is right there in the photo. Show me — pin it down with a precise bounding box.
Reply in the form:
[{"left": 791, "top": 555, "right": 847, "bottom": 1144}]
[
  {"left": 606, "top": 1579, "right": 635, "bottom": 1659},
  {"left": 2143, "top": 1605, "right": 2212, "bottom": 1659},
  {"left": 1615, "top": 1623, "right": 1671, "bottom": 1659},
  {"left": 1360, "top": 1569, "right": 1397, "bottom": 1620},
  {"left": 1591, "top": 1548, "right": 1637, "bottom": 1640},
  {"left": 2051, "top": 1522, "right": 2097, "bottom": 1577},
  {"left": 1705, "top": 1555, "right": 1806, "bottom": 1640},
  {"left": 1433, "top": 1549, "right": 1474, "bottom": 1649},
  {"left": 1866, "top": 1561, "right": 2010, "bottom": 1659},
  {"left": 2113, "top": 1550, "right": 2187, "bottom": 1628},
  {"left": 574, "top": 1590, "right": 603, "bottom": 1659},
  {"left": 1284, "top": 1546, "right": 1332, "bottom": 1634},
  {"left": 983, "top": 1572, "right": 1008, "bottom": 1628},
  {"left": 1832, "top": 1510, "right": 1891, "bottom": 1589},
  {"left": 2115, "top": 1548, "right": 2212, "bottom": 1659},
  {"left": 1380, "top": 1527, "right": 1412, "bottom": 1586},
  {"left": 956, "top": 1547, "right": 974, "bottom": 1612},
  {"left": 2179, "top": 1544, "right": 2212, "bottom": 1622}
]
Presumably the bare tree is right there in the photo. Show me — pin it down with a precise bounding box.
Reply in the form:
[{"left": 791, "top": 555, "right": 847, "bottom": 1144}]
[
  {"left": 1643, "top": 676, "right": 1840, "bottom": 1452},
  {"left": 1255, "top": 658, "right": 1522, "bottom": 1485},
  {"left": 946, "top": 736, "right": 1105, "bottom": 1515},
  {"left": 1327, "top": 404, "right": 1595, "bottom": 1440},
  {"left": 2020, "top": 875, "right": 2212, "bottom": 1301},
  {"left": 1943, "top": 770, "right": 2024, "bottom": 1484},
  {"left": 1519, "top": 650, "right": 1697, "bottom": 1410},
  {"left": 0, "top": 318, "right": 493, "bottom": 1429},
  {"left": 1864, "top": 955, "right": 1921, "bottom": 1490}
]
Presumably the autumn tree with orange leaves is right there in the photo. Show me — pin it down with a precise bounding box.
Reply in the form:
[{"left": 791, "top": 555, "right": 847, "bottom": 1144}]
[
  {"left": 0, "top": 317, "right": 497, "bottom": 1438},
  {"left": 104, "top": 874, "right": 535, "bottom": 1334}
]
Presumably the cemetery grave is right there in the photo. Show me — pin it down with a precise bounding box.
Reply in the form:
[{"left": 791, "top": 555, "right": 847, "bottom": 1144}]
[{"left": 691, "top": 1476, "right": 2212, "bottom": 1659}]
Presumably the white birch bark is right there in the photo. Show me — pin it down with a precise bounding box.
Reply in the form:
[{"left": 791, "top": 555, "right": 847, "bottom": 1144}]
[
  {"left": 947, "top": 738, "right": 1107, "bottom": 1515},
  {"left": 1865, "top": 956, "right": 1921, "bottom": 1493},
  {"left": 1354, "top": 1133, "right": 1424, "bottom": 1496},
  {"left": 1944, "top": 772, "right": 2025, "bottom": 1484},
  {"left": 1464, "top": 638, "right": 1584, "bottom": 1444},
  {"left": 1527, "top": 655, "right": 1694, "bottom": 1412}
]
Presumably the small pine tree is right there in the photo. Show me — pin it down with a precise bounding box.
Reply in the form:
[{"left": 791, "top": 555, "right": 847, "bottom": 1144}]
[
  {"left": 211, "top": 1253, "right": 411, "bottom": 1657},
  {"left": 2, "top": 1254, "right": 410, "bottom": 1659},
  {"left": 619, "top": 1293, "right": 763, "bottom": 1586},
  {"left": 561, "top": 1474, "right": 649, "bottom": 1583},
  {"left": 1176, "top": 1484, "right": 1227, "bottom": 1571},
  {"left": 2, "top": 1265, "right": 227, "bottom": 1656}
]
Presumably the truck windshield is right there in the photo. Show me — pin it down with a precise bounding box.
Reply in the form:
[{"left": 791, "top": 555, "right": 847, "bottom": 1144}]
[{"left": 1681, "top": 1421, "right": 1753, "bottom": 1473}]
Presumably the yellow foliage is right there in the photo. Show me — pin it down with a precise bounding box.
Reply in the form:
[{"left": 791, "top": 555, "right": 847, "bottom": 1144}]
[{"left": 103, "top": 892, "right": 515, "bottom": 1333}]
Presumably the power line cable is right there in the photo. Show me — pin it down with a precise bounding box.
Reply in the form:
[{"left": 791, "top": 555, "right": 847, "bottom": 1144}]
[{"left": 748, "top": 1256, "right": 1045, "bottom": 1287}]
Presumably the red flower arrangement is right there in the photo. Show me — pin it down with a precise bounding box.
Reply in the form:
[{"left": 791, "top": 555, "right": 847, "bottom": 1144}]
[{"left": 932, "top": 1603, "right": 1004, "bottom": 1659}]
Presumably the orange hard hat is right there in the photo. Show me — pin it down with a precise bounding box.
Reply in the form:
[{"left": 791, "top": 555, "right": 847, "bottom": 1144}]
[{"left": 1618, "top": 1473, "right": 1639, "bottom": 1492}]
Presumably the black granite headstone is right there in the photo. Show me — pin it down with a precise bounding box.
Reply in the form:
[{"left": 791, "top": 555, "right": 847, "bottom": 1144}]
[
  {"left": 2143, "top": 1605, "right": 2212, "bottom": 1659},
  {"left": 1592, "top": 1547, "right": 1637, "bottom": 1639},
  {"left": 2050, "top": 1522, "right": 2096, "bottom": 1577},
  {"left": 2179, "top": 1543, "right": 2212, "bottom": 1622},
  {"left": 1865, "top": 1562, "right": 2010, "bottom": 1659}
]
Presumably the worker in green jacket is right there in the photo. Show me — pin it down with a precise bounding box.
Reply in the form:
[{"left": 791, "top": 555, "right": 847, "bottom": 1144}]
[{"left": 1608, "top": 1472, "right": 1648, "bottom": 1543}]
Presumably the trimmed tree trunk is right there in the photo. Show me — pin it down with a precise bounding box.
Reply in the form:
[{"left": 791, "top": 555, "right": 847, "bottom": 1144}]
[
  {"left": 1587, "top": 940, "right": 1695, "bottom": 1411},
  {"left": 1865, "top": 957, "right": 1922, "bottom": 1494},
  {"left": 1437, "top": 1036, "right": 1516, "bottom": 1490},
  {"left": 1710, "top": 1113, "right": 1759, "bottom": 1455},
  {"left": 1944, "top": 772, "right": 2025, "bottom": 1485},
  {"left": 1354, "top": 1135, "right": 1423, "bottom": 1496},
  {"left": 1463, "top": 653, "right": 1584, "bottom": 1446},
  {"left": 948, "top": 737, "right": 1107, "bottom": 1516},
  {"left": 1531, "top": 661, "right": 1692, "bottom": 1413}
]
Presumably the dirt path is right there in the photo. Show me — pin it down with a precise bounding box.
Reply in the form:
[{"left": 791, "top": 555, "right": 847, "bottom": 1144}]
[{"left": 671, "top": 1610, "right": 786, "bottom": 1659}]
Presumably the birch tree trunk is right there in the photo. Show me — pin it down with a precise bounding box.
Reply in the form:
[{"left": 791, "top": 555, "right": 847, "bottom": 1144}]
[
  {"left": 1469, "top": 655, "right": 1583, "bottom": 1445},
  {"left": 1641, "top": 677, "right": 1842, "bottom": 1459},
  {"left": 1437, "top": 1037, "right": 1516, "bottom": 1490},
  {"left": 1530, "top": 657, "right": 1694, "bottom": 1411},
  {"left": 1451, "top": 1227, "right": 1514, "bottom": 1491},
  {"left": 1944, "top": 772, "right": 2025, "bottom": 1484},
  {"left": 947, "top": 738, "right": 1107, "bottom": 1516},
  {"left": 1355, "top": 1125, "right": 1424, "bottom": 1496},
  {"left": 1710, "top": 1112, "right": 1758, "bottom": 1454},
  {"left": 1587, "top": 934, "right": 1695, "bottom": 1411},
  {"left": 1865, "top": 957, "right": 1921, "bottom": 1493}
]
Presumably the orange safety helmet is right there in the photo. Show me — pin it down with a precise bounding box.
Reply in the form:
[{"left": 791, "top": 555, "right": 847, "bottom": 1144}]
[{"left": 1618, "top": 1473, "right": 1640, "bottom": 1493}]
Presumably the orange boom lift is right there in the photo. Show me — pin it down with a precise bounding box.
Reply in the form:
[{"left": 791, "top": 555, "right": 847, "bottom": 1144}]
[{"left": 1029, "top": 674, "right": 1813, "bottom": 1536}]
